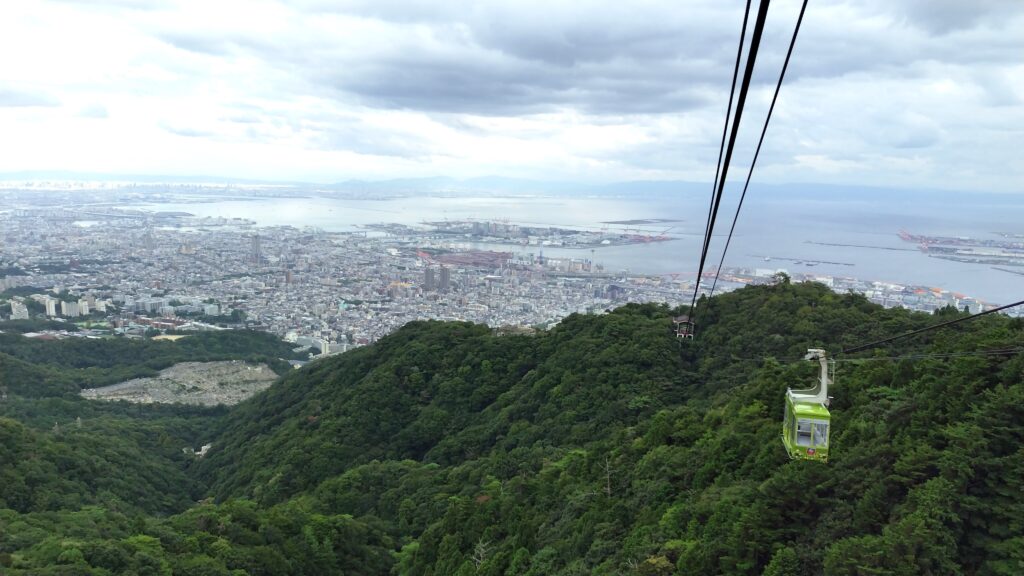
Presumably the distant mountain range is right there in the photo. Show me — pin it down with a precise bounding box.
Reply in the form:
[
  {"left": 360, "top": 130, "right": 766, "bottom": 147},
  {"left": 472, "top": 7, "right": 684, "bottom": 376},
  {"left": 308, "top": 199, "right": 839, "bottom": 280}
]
[{"left": 0, "top": 171, "right": 1018, "bottom": 204}]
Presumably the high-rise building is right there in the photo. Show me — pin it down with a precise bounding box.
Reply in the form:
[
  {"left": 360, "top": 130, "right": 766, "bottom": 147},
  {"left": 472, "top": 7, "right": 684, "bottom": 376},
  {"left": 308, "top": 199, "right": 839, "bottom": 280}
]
[
  {"left": 45, "top": 298, "right": 58, "bottom": 317},
  {"left": 250, "top": 234, "right": 262, "bottom": 265},
  {"left": 61, "top": 300, "right": 80, "bottom": 317},
  {"left": 9, "top": 301, "right": 29, "bottom": 320},
  {"left": 439, "top": 266, "right": 451, "bottom": 292},
  {"left": 424, "top": 267, "right": 436, "bottom": 291}
]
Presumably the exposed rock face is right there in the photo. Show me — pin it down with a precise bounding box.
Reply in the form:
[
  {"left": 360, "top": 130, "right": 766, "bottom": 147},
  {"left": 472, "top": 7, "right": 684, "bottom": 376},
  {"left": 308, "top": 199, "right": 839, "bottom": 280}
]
[{"left": 81, "top": 361, "right": 278, "bottom": 406}]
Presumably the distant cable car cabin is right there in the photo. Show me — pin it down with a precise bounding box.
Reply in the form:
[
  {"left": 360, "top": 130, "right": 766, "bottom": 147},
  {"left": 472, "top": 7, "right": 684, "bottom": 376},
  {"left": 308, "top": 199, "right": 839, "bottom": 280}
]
[
  {"left": 673, "top": 315, "right": 695, "bottom": 340},
  {"left": 782, "top": 349, "right": 832, "bottom": 462}
]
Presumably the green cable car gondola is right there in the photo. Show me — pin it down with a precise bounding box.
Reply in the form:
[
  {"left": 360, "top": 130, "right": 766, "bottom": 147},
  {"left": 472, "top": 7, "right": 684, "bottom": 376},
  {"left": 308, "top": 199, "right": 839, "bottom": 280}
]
[{"left": 782, "top": 349, "right": 832, "bottom": 462}]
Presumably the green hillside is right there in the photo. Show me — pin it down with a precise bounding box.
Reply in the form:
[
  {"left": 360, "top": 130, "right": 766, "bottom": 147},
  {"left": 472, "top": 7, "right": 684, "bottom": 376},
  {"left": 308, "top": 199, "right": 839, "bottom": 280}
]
[
  {"left": 0, "top": 414, "right": 202, "bottom": 515},
  {"left": 0, "top": 330, "right": 303, "bottom": 521},
  {"left": 1, "top": 282, "right": 1022, "bottom": 574},
  {"left": 0, "top": 330, "right": 304, "bottom": 397}
]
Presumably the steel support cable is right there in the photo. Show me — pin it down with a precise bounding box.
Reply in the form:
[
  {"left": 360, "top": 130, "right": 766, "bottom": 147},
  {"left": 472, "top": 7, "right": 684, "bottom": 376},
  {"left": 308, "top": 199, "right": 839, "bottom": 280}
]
[
  {"left": 694, "top": 0, "right": 753, "bottom": 316},
  {"left": 688, "top": 0, "right": 773, "bottom": 331},
  {"left": 835, "top": 347, "right": 1024, "bottom": 362},
  {"left": 840, "top": 298, "right": 1024, "bottom": 355},
  {"left": 708, "top": 0, "right": 809, "bottom": 299},
  {"left": 706, "top": 346, "right": 1024, "bottom": 366}
]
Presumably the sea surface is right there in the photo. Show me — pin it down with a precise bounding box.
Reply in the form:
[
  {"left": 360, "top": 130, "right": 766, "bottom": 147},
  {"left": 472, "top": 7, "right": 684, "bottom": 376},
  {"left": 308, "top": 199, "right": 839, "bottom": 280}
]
[{"left": 124, "top": 193, "right": 1023, "bottom": 305}]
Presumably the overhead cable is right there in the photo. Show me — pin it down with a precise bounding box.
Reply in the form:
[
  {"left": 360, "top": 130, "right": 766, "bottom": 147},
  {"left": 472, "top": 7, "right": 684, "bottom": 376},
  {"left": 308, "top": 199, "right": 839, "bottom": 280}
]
[
  {"left": 711, "top": 346, "right": 1024, "bottom": 366},
  {"left": 708, "top": 0, "right": 809, "bottom": 299},
  {"left": 688, "top": 0, "right": 773, "bottom": 330},
  {"left": 695, "top": 0, "right": 752, "bottom": 314},
  {"left": 841, "top": 298, "right": 1024, "bottom": 355},
  {"left": 834, "top": 347, "right": 1024, "bottom": 363}
]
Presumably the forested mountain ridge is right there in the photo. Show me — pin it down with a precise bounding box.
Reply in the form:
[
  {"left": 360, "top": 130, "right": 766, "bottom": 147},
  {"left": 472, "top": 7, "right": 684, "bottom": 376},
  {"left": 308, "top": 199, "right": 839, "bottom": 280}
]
[
  {"left": 192, "top": 281, "right": 1023, "bottom": 575},
  {"left": 0, "top": 330, "right": 306, "bottom": 519},
  {"left": 0, "top": 330, "right": 304, "bottom": 397},
  {"left": 1, "top": 281, "right": 1022, "bottom": 574}
]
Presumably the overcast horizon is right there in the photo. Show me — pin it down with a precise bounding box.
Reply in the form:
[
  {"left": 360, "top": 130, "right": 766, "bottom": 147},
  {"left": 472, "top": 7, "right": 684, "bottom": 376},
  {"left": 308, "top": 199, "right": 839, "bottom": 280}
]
[{"left": 2, "top": 1, "right": 1022, "bottom": 193}]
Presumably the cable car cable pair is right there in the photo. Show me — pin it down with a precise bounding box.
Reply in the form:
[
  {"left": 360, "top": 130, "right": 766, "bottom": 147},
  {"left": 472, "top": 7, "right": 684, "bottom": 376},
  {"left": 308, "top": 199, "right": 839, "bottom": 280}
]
[
  {"left": 682, "top": 0, "right": 753, "bottom": 341},
  {"left": 835, "top": 346, "right": 1024, "bottom": 363},
  {"left": 708, "top": 0, "right": 809, "bottom": 300},
  {"left": 685, "top": 0, "right": 806, "bottom": 337},
  {"left": 689, "top": 0, "right": 771, "bottom": 323},
  {"left": 693, "top": 343, "right": 1024, "bottom": 367},
  {"left": 696, "top": 0, "right": 752, "bottom": 307},
  {"left": 839, "top": 297, "right": 1024, "bottom": 355}
]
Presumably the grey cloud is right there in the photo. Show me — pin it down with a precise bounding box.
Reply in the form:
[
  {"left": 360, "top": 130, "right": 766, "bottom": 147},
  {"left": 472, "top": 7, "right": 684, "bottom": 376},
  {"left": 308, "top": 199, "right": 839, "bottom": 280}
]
[
  {"left": 79, "top": 103, "right": 109, "bottom": 118},
  {"left": 158, "top": 32, "right": 234, "bottom": 56},
  {"left": 157, "top": 32, "right": 274, "bottom": 57},
  {"left": 469, "top": 11, "right": 725, "bottom": 68},
  {"left": 974, "top": 70, "right": 1022, "bottom": 107},
  {"left": 759, "top": 1, "right": 1023, "bottom": 87},
  {"left": 39, "top": 0, "right": 1019, "bottom": 190},
  {"left": 876, "top": 0, "right": 1021, "bottom": 34},
  {"left": 162, "top": 124, "right": 214, "bottom": 138},
  {"left": 855, "top": 111, "right": 944, "bottom": 150},
  {"left": 156, "top": 2, "right": 745, "bottom": 116},
  {"left": 44, "top": 0, "right": 171, "bottom": 10},
  {"left": 293, "top": 110, "right": 438, "bottom": 158},
  {"left": 208, "top": 102, "right": 432, "bottom": 158},
  {"left": 890, "top": 124, "right": 942, "bottom": 149},
  {"left": 330, "top": 50, "right": 715, "bottom": 116},
  {"left": 0, "top": 87, "right": 59, "bottom": 107},
  {"left": 321, "top": 128, "right": 434, "bottom": 158},
  {"left": 306, "top": 38, "right": 724, "bottom": 116},
  {"left": 224, "top": 113, "right": 264, "bottom": 124},
  {"left": 595, "top": 139, "right": 706, "bottom": 173},
  {"left": 138, "top": 0, "right": 1021, "bottom": 121},
  {"left": 297, "top": 0, "right": 457, "bottom": 23},
  {"left": 192, "top": 1, "right": 1021, "bottom": 119}
]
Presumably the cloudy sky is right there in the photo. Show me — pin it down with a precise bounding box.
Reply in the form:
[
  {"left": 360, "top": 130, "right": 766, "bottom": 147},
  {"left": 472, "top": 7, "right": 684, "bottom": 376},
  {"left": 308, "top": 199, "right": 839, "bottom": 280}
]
[{"left": 1, "top": 0, "right": 1021, "bottom": 191}]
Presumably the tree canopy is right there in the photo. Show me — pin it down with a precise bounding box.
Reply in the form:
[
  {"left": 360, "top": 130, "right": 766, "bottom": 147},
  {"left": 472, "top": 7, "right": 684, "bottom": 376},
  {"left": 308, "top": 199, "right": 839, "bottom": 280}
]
[{"left": 1, "top": 281, "right": 1021, "bottom": 574}]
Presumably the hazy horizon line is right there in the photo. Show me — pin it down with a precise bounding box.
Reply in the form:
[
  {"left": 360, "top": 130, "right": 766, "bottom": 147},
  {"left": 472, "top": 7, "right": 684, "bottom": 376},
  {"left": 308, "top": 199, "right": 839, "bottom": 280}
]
[{"left": 1, "top": 170, "right": 1021, "bottom": 196}]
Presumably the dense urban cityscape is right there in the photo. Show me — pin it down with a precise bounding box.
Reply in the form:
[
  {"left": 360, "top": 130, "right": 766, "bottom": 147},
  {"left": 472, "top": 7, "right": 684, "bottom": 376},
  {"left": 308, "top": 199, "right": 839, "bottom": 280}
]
[{"left": 0, "top": 197, "right": 1011, "bottom": 359}]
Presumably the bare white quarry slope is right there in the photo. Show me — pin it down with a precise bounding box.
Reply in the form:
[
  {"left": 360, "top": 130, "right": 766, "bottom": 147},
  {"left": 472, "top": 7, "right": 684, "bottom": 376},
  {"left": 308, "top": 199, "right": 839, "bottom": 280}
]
[{"left": 81, "top": 361, "right": 278, "bottom": 406}]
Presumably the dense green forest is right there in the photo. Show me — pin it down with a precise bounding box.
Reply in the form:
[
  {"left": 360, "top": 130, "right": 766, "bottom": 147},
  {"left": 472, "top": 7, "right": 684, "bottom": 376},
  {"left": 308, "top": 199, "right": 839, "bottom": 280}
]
[
  {"left": 1, "top": 282, "right": 1022, "bottom": 574},
  {"left": 0, "top": 330, "right": 305, "bottom": 521},
  {"left": 0, "top": 330, "right": 305, "bottom": 397}
]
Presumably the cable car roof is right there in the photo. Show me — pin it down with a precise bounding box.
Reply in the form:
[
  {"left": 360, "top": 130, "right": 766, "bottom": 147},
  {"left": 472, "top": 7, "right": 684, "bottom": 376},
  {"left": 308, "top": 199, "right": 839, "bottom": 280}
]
[{"left": 787, "top": 397, "right": 830, "bottom": 418}]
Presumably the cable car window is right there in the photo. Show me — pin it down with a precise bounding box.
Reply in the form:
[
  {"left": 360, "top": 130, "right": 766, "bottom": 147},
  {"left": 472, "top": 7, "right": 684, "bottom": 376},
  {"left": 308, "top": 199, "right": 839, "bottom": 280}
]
[
  {"left": 812, "top": 422, "right": 828, "bottom": 446},
  {"left": 796, "top": 420, "right": 812, "bottom": 446}
]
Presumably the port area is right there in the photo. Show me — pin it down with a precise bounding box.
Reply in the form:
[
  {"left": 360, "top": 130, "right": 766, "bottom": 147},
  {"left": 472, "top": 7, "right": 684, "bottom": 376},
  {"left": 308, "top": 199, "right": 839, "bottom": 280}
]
[
  {"left": 752, "top": 255, "right": 855, "bottom": 267},
  {"left": 805, "top": 241, "right": 916, "bottom": 252},
  {"left": 370, "top": 219, "right": 677, "bottom": 248},
  {"left": 899, "top": 229, "right": 1024, "bottom": 267},
  {"left": 600, "top": 218, "right": 682, "bottom": 225}
]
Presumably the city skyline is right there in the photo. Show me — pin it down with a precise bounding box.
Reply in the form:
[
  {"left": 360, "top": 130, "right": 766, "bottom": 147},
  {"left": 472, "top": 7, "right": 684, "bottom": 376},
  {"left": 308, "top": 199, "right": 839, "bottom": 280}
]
[{"left": 1, "top": 203, "right": 1014, "bottom": 360}]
